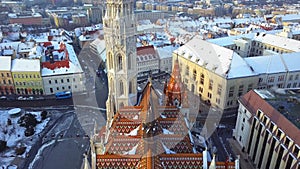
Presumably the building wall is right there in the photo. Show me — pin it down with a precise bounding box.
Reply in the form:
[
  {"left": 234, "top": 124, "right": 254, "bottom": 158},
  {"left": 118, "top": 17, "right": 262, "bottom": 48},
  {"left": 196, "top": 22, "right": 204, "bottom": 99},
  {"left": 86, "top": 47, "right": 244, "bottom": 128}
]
[
  {"left": 225, "top": 77, "right": 258, "bottom": 109},
  {"left": 9, "top": 17, "right": 42, "bottom": 25},
  {"left": 42, "top": 73, "right": 85, "bottom": 95},
  {"left": 250, "top": 40, "right": 293, "bottom": 57},
  {"left": 257, "top": 71, "right": 300, "bottom": 89},
  {"left": 0, "top": 71, "right": 14, "bottom": 95},
  {"left": 159, "top": 57, "right": 172, "bottom": 74},
  {"left": 235, "top": 104, "right": 300, "bottom": 169},
  {"left": 285, "top": 72, "right": 300, "bottom": 88},
  {"left": 135, "top": 11, "right": 167, "bottom": 23},
  {"left": 233, "top": 103, "right": 253, "bottom": 149},
  {"left": 137, "top": 53, "right": 159, "bottom": 74},
  {"left": 87, "top": 7, "right": 102, "bottom": 24},
  {"left": 12, "top": 71, "right": 44, "bottom": 95},
  {"left": 175, "top": 53, "right": 227, "bottom": 109},
  {"left": 175, "top": 53, "right": 258, "bottom": 110}
]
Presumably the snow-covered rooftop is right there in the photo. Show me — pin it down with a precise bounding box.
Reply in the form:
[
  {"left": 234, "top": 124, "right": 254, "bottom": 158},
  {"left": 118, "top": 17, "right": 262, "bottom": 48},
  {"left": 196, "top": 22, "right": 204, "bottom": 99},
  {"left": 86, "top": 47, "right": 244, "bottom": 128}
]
[
  {"left": 0, "top": 41, "right": 35, "bottom": 58},
  {"left": 156, "top": 44, "right": 179, "bottom": 59},
  {"left": 42, "top": 43, "right": 83, "bottom": 76},
  {"left": 227, "top": 53, "right": 257, "bottom": 78},
  {"left": 208, "top": 33, "right": 255, "bottom": 46},
  {"left": 277, "top": 14, "right": 300, "bottom": 22},
  {"left": 175, "top": 35, "right": 255, "bottom": 78},
  {"left": 245, "top": 52, "right": 300, "bottom": 74},
  {"left": 0, "top": 56, "right": 11, "bottom": 71},
  {"left": 11, "top": 59, "right": 40, "bottom": 72},
  {"left": 90, "top": 38, "right": 106, "bottom": 61},
  {"left": 253, "top": 33, "right": 300, "bottom": 52}
]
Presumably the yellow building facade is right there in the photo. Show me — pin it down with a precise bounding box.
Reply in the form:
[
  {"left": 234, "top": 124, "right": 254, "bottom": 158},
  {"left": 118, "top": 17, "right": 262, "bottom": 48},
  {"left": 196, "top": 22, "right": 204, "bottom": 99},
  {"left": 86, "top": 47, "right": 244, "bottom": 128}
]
[
  {"left": 174, "top": 52, "right": 257, "bottom": 111},
  {"left": 11, "top": 59, "right": 44, "bottom": 95}
]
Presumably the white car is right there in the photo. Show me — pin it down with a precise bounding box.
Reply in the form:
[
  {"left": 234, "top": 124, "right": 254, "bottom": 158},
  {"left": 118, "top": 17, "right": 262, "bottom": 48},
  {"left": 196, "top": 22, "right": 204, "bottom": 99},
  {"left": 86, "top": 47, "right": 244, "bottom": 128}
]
[
  {"left": 0, "top": 96, "right": 7, "bottom": 100},
  {"left": 17, "top": 96, "right": 26, "bottom": 100}
]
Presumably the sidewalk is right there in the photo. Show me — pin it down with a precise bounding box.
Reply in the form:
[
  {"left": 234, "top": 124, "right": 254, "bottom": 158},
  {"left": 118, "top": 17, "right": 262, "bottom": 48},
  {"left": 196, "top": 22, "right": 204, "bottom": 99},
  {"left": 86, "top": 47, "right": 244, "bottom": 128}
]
[{"left": 227, "top": 138, "right": 256, "bottom": 169}]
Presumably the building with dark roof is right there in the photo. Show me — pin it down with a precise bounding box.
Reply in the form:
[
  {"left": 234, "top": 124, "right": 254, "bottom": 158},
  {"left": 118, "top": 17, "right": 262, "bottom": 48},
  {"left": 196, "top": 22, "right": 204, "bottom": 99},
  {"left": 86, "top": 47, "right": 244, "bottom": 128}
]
[{"left": 233, "top": 89, "right": 300, "bottom": 169}]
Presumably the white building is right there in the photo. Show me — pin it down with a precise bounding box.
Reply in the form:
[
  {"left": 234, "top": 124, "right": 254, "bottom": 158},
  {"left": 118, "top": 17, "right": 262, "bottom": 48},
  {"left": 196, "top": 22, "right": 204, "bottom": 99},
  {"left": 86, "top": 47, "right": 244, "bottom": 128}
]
[
  {"left": 136, "top": 45, "right": 159, "bottom": 74},
  {"left": 38, "top": 42, "right": 85, "bottom": 95}
]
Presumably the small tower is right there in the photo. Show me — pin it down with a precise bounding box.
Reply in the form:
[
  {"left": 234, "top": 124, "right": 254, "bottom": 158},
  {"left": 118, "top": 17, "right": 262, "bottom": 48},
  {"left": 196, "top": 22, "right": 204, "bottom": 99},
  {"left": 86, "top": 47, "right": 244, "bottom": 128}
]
[{"left": 165, "top": 58, "right": 184, "bottom": 107}]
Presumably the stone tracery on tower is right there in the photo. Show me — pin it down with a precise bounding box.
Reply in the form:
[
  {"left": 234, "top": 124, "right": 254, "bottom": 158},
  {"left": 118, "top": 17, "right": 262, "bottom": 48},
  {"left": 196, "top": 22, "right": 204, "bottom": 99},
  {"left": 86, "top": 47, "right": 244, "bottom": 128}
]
[{"left": 104, "top": 0, "right": 137, "bottom": 124}]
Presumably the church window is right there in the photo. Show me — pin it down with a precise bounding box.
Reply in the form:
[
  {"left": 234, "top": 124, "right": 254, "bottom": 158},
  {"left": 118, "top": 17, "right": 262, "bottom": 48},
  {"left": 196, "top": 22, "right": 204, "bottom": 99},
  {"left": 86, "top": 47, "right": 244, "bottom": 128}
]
[
  {"left": 228, "top": 86, "right": 234, "bottom": 97},
  {"left": 120, "top": 81, "right": 124, "bottom": 96},
  {"left": 118, "top": 54, "right": 123, "bottom": 71}
]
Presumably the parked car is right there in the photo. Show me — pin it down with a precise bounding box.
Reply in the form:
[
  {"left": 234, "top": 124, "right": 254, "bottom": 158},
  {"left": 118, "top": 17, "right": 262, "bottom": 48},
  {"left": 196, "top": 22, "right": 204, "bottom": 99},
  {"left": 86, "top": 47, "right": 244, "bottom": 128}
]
[
  {"left": 17, "top": 96, "right": 26, "bottom": 100},
  {"left": 0, "top": 96, "right": 7, "bottom": 100}
]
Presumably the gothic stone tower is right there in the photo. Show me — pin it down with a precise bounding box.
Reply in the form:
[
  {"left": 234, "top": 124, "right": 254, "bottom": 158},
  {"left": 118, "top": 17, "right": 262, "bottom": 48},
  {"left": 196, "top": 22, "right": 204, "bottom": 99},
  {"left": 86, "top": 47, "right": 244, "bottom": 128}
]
[{"left": 104, "top": 0, "right": 137, "bottom": 124}]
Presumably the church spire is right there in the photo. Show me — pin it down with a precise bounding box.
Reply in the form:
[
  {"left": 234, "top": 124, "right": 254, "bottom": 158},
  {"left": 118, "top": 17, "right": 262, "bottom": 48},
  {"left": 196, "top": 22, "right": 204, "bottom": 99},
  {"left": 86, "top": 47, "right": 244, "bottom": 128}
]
[
  {"left": 104, "top": 0, "right": 137, "bottom": 124},
  {"left": 165, "top": 57, "right": 184, "bottom": 107}
]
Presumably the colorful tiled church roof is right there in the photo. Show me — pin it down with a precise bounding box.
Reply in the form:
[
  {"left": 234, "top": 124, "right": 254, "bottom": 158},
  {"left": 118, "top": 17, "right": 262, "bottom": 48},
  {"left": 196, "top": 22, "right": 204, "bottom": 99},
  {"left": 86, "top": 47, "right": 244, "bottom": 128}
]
[{"left": 95, "top": 69, "right": 237, "bottom": 169}]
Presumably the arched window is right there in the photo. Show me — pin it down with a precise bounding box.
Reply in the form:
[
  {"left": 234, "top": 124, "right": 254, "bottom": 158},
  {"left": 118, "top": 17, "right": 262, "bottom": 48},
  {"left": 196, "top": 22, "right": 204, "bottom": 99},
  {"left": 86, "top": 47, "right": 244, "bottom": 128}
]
[
  {"left": 193, "top": 69, "right": 197, "bottom": 80},
  {"left": 200, "top": 73, "right": 205, "bottom": 85},
  {"left": 119, "top": 81, "right": 124, "bottom": 96},
  {"left": 118, "top": 54, "right": 123, "bottom": 71}
]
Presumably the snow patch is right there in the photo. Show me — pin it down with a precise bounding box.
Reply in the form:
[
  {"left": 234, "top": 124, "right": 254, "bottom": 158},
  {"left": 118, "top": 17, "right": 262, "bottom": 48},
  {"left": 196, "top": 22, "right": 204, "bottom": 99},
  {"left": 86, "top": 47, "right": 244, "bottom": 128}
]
[
  {"left": 125, "top": 126, "right": 140, "bottom": 136},
  {"left": 123, "top": 144, "right": 138, "bottom": 155},
  {"left": 162, "top": 128, "right": 174, "bottom": 135}
]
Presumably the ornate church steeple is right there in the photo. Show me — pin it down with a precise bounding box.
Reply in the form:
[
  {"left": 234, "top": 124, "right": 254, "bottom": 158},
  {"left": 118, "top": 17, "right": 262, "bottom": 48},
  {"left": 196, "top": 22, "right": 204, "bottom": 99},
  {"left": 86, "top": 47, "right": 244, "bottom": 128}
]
[
  {"left": 104, "top": 0, "right": 137, "bottom": 124},
  {"left": 165, "top": 58, "right": 184, "bottom": 107}
]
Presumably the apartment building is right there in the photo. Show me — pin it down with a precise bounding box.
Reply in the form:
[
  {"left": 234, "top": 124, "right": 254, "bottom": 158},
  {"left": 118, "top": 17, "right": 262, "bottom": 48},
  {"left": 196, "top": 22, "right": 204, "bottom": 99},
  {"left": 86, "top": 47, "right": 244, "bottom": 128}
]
[
  {"left": 234, "top": 89, "right": 300, "bottom": 169},
  {"left": 11, "top": 59, "right": 44, "bottom": 95}
]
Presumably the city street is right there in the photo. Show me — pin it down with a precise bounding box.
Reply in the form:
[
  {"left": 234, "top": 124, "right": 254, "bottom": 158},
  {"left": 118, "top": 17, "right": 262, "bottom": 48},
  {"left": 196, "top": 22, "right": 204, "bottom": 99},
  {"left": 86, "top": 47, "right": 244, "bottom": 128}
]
[
  {"left": 27, "top": 111, "right": 90, "bottom": 169},
  {"left": 194, "top": 100, "right": 237, "bottom": 162}
]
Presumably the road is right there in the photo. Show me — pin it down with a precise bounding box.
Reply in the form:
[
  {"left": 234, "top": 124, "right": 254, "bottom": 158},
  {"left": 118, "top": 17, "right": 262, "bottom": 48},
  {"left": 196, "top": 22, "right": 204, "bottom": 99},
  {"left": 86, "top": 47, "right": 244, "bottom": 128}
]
[
  {"left": 27, "top": 111, "right": 90, "bottom": 169},
  {"left": 194, "top": 100, "right": 237, "bottom": 162}
]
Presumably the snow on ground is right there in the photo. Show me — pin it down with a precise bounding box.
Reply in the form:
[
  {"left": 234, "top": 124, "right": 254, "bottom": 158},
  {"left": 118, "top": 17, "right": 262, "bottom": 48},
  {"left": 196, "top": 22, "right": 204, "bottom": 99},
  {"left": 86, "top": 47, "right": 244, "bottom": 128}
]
[{"left": 0, "top": 109, "right": 49, "bottom": 168}]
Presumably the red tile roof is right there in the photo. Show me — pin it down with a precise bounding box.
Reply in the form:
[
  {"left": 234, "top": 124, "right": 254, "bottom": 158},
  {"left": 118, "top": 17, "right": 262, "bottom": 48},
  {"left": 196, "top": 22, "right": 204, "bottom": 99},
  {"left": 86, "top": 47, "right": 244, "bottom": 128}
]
[{"left": 137, "top": 45, "right": 156, "bottom": 56}]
